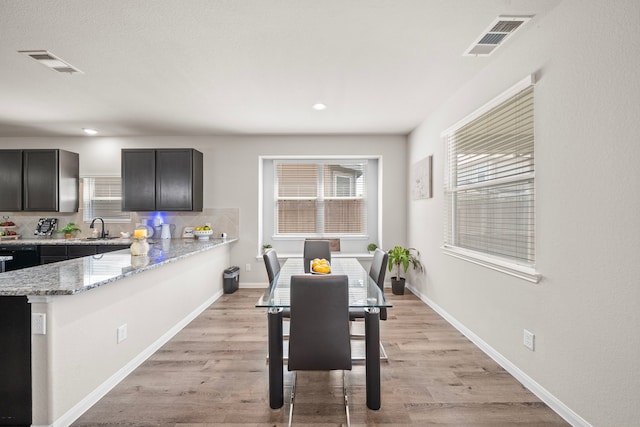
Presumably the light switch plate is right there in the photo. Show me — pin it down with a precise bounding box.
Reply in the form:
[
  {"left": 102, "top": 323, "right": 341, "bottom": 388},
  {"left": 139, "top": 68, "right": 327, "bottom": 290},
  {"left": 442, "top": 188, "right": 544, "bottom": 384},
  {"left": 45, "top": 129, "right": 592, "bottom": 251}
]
[
  {"left": 117, "top": 324, "right": 128, "bottom": 343},
  {"left": 32, "top": 313, "right": 46, "bottom": 335},
  {"left": 523, "top": 329, "right": 535, "bottom": 351}
]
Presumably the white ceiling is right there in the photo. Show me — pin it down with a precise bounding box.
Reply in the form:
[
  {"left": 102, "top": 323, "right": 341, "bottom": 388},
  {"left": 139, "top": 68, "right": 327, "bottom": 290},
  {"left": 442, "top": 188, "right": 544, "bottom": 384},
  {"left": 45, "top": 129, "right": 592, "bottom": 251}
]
[{"left": 0, "top": 0, "right": 561, "bottom": 138}]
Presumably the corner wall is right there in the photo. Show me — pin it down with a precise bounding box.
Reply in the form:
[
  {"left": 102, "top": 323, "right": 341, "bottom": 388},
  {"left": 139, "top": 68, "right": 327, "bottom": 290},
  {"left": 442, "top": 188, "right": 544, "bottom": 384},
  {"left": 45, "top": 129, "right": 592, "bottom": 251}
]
[{"left": 407, "top": 1, "right": 640, "bottom": 426}]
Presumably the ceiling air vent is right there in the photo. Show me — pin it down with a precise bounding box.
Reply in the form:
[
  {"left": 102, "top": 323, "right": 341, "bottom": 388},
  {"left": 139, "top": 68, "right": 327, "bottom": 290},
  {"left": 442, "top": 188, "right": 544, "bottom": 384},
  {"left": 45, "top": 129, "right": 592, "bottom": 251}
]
[
  {"left": 18, "top": 50, "right": 83, "bottom": 74},
  {"left": 464, "top": 15, "right": 533, "bottom": 57}
]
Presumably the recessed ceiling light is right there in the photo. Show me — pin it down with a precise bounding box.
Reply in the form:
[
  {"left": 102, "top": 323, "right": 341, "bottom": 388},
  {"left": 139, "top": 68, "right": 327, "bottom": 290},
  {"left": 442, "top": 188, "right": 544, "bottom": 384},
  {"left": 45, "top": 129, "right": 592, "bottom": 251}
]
[
  {"left": 82, "top": 128, "right": 98, "bottom": 135},
  {"left": 312, "top": 103, "right": 327, "bottom": 111}
]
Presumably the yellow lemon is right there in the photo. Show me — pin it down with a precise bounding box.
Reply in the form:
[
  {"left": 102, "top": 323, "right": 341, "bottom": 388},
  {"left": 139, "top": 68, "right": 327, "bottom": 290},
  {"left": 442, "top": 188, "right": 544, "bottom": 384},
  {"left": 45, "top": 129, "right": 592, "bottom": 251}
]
[{"left": 313, "top": 264, "right": 331, "bottom": 274}]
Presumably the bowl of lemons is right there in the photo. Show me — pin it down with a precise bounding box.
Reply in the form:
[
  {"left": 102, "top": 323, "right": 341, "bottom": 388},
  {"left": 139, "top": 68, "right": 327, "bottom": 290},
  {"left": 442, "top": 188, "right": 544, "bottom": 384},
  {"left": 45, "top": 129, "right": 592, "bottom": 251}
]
[
  {"left": 311, "top": 258, "right": 331, "bottom": 274},
  {"left": 194, "top": 226, "right": 213, "bottom": 240}
]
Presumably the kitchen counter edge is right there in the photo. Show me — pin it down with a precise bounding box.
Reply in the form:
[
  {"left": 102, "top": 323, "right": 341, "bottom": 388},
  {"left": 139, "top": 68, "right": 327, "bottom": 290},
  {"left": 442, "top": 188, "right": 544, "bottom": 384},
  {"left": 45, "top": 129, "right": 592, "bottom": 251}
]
[
  {"left": 0, "top": 237, "right": 134, "bottom": 245},
  {"left": 0, "top": 238, "right": 237, "bottom": 297}
]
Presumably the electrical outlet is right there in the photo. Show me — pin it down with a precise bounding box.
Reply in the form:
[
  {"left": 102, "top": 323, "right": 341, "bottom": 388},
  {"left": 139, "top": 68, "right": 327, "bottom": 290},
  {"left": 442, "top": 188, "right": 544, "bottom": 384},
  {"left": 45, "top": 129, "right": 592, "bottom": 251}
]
[
  {"left": 117, "top": 324, "right": 128, "bottom": 343},
  {"left": 245, "top": 263, "right": 251, "bottom": 272},
  {"left": 523, "top": 329, "right": 535, "bottom": 351},
  {"left": 32, "top": 313, "right": 47, "bottom": 335}
]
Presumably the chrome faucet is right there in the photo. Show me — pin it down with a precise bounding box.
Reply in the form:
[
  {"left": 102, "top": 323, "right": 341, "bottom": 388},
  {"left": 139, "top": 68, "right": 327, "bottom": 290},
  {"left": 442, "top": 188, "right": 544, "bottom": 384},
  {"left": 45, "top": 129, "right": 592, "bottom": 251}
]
[{"left": 89, "top": 217, "right": 106, "bottom": 238}]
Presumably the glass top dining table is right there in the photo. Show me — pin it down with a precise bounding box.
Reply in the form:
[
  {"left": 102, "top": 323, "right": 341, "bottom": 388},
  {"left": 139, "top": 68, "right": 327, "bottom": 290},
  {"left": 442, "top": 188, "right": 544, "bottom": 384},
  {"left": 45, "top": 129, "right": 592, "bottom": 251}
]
[
  {"left": 256, "top": 257, "right": 392, "bottom": 309},
  {"left": 256, "top": 256, "right": 390, "bottom": 411}
]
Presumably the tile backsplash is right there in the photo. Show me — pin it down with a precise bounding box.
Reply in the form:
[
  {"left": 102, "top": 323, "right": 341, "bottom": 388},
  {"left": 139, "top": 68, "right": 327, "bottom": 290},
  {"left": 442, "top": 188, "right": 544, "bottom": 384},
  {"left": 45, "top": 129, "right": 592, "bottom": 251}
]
[{"left": 0, "top": 208, "right": 239, "bottom": 240}]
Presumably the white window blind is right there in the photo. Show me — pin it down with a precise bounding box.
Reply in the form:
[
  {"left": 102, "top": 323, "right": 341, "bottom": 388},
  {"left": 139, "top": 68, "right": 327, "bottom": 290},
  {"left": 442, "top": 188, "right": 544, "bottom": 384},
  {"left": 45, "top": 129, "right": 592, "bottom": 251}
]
[
  {"left": 82, "top": 177, "right": 131, "bottom": 222},
  {"left": 275, "top": 160, "right": 367, "bottom": 236},
  {"left": 443, "top": 79, "right": 537, "bottom": 278}
]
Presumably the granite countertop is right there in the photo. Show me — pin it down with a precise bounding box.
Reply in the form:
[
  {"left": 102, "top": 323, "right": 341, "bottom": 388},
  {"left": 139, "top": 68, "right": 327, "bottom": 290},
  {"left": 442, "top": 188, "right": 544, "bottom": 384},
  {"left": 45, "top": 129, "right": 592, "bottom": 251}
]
[
  {"left": 0, "top": 238, "right": 237, "bottom": 296},
  {"left": 0, "top": 237, "right": 134, "bottom": 245}
]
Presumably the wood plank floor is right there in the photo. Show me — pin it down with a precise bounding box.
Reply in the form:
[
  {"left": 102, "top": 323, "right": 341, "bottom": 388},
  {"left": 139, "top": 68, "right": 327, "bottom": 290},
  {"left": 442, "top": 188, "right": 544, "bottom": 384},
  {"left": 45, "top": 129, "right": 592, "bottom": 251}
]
[{"left": 73, "top": 289, "right": 569, "bottom": 426}]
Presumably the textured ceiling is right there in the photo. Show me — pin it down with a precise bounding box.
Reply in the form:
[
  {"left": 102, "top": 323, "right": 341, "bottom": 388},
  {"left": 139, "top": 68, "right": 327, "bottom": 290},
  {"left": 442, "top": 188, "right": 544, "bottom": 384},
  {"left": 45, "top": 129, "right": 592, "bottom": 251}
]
[{"left": 0, "top": 0, "right": 561, "bottom": 137}]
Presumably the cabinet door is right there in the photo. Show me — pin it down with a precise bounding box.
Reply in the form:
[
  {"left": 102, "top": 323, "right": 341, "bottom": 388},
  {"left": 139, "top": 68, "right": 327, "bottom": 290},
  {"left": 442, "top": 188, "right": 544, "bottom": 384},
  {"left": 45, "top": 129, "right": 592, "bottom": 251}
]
[
  {"left": 156, "top": 149, "right": 194, "bottom": 211},
  {"left": 97, "top": 245, "right": 130, "bottom": 254},
  {"left": 67, "top": 245, "right": 97, "bottom": 258},
  {"left": 121, "top": 150, "right": 156, "bottom": 211},
  {"left": 23, "top": 150, "right": 58, "bottom": 211},
  {"left": 0, "top": 150, "right": 23, "bottom": 211},
  {"left": 58, "top": 150, "right": 79, "bottom": 213},
  {"left": 0, "top": 296, "right": 32, "bottom": 425}
]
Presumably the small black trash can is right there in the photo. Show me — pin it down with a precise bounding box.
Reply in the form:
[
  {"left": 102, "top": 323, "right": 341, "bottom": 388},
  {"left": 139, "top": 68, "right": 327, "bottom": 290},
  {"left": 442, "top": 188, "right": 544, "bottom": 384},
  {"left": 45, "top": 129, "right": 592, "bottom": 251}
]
[{"left": 223, "top": 266, "right": 240, "bottom": 294}]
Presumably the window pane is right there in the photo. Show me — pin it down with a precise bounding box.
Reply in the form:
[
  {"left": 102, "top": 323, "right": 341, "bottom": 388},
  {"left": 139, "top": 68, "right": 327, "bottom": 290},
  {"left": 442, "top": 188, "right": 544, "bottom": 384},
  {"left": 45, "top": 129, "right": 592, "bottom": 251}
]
[
  {"left": 446, "top": 180, "right": 535, "bottom": 263},
  {"left": 274, "top": 160, "right": 367, "bottom": 236},
  {"left": 324, "top": 199, "right": 365, "bottom": 234},
  {"left": 277, "top": 200, "right": 317, "bottom": 233},
  {"left": 277, "top": 164, "right": 317, "bottom": 197},
  {"left": 444, "top": 84, "right": 534, "bottom": 265},
  {"left": 83, "top": 177, "right": 131, "bottom": 222}
]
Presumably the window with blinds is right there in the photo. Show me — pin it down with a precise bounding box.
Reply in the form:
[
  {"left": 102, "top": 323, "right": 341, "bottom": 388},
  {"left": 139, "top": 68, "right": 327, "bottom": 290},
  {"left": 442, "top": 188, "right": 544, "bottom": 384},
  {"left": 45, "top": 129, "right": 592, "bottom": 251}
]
[
  {"left": 275, "top": 160, "right": 367, "bottom": 236},
  {"left": 443, "top": 77, "right": 538, "bottom": 281},
  {"left": 82, "top": 177, "right": 131, "bottom": 222}
]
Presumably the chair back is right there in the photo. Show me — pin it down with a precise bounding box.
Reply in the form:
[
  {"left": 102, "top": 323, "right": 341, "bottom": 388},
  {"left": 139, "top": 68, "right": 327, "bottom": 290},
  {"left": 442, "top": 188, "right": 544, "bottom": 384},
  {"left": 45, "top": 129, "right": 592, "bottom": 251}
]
[
  {"left": 288, "top": 274, "right": 352, "bottom": 371},
  {"left": 303, "top": 239, "right": 331, "bottom": 273},
  {"left": 368, "top": 248, "right": 389, "bottom": 321},
  {"left": 368, "top": 248, "right": 388, "bottom": 290},
  {"left": 263, "top": 249, "right": 280, "bottom": 290}
]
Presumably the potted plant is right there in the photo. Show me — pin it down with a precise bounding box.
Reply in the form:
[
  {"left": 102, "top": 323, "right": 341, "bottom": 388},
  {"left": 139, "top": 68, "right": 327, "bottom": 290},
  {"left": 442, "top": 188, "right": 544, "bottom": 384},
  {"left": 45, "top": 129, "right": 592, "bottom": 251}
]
[
  {"left": 57, "top": 222, "right": 81, "bottom": 239},
  {"left": 387, "top": 245, "right": 423, "bottom": 295},
  {"left": 367, "top": 243, "right": 378, "bottom": 254},
  {"left": 262, "top": 244, "right": 273, "bottom": 254}
]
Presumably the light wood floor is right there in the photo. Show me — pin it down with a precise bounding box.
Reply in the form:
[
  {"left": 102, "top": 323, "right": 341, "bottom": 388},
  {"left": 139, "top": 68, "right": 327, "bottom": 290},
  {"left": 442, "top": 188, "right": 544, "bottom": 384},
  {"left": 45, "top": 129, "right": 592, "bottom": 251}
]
[{"left": 73, "top": 289, "right": 569, "bottom": 426}]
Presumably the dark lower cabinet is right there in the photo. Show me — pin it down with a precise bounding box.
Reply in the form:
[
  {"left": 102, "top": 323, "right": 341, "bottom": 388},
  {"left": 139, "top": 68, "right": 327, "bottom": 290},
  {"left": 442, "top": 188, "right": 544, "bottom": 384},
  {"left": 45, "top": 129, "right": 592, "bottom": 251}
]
[
  {"left": 97, "top": 245, "right": 129, "bottom": 254},
  {"left": 40, "top": 244, "right": 130, "bottom": 264},
  {"left": 0, "top": 296, "right": 31, "bottom": 426},
  {"left": 39, "top": 245, "right": 67, "bottom": 264}
]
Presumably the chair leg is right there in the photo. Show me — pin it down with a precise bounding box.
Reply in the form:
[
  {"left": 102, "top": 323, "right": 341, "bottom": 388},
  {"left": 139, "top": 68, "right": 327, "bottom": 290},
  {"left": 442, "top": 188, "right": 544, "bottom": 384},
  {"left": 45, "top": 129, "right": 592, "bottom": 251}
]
[
  {"left": 379, "top": 341, "right": 388, "bottom": 361},
  {"left": 343, "top": 370, "right": 351, "bottom": 427},
  {"left": 288, "top": 371, "right": 350, "bottom": 427},
  {"left": 288, "top": 371, "right": 296, "bottom": 427}
]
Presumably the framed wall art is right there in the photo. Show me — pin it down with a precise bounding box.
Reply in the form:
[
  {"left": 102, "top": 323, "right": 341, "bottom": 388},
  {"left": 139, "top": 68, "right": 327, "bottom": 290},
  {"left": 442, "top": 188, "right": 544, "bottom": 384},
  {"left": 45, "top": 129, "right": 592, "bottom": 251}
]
[{"left": 411, "top": 155, "right": 433, "bottom": 200}]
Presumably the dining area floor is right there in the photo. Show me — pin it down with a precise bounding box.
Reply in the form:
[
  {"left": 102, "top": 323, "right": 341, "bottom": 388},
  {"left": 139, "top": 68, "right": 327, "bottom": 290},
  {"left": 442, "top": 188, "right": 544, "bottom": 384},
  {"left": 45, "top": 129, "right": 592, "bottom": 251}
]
[{"left": 72, "top": 288, "right": 569, "bottom": 426}]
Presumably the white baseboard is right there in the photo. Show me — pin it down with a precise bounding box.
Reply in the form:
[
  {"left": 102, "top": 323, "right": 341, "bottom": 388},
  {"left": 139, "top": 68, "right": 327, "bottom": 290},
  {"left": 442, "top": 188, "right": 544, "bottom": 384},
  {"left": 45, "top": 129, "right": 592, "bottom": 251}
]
[
  {"left": 50, "top": 289, "right": 224, "bottom": 427},
  {"left": 240, "top": 282, "right": 269, "bottom": 289},
  {"left": 406, "top": 283, "right": 591, "bottom": 427}
]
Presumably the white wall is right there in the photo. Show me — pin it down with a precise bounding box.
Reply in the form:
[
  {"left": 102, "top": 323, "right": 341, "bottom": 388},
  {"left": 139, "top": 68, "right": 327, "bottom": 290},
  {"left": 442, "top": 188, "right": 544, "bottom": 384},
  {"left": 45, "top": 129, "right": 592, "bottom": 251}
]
[
  {"left": 407, "top": 1, "right": 640, "bottom": 426},
  {"left": 0, "top": 135, "right": 407, "bottom": 284}
]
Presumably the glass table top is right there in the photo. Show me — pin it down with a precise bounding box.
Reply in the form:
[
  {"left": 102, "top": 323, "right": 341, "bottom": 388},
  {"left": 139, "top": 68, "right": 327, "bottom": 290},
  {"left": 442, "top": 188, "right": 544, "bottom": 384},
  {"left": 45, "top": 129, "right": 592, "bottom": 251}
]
[{"left": 256, "top": 258, "right": 392, "bottom": 309}]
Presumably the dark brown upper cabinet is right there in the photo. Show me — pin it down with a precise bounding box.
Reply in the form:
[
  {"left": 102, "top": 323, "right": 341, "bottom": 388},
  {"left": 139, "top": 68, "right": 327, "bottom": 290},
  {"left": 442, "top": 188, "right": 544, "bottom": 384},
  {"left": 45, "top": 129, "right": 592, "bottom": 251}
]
[
  {"left": 121, "top": 149, "right": 203, "bottom": 212},
  {"left": 0, "top": 149, "right": 79, "bottom": 212}
]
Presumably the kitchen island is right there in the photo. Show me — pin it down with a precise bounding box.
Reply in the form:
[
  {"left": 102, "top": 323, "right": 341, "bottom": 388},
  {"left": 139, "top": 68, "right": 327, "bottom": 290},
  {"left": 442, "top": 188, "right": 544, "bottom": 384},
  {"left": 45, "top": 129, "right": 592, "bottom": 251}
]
[{"left": 0, "top": 238, "right": 237, "bottom": 427}]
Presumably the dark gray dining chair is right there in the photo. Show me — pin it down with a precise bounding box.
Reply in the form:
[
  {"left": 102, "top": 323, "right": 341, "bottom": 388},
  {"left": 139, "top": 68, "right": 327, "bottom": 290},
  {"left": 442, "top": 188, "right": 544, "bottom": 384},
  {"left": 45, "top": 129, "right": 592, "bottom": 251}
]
[
  {"left": 263, "top": 249, "right": 281, "bottom": 290},
  {"left": 288, "top": 274, "right": 352, "bottom": 427},
  {"left": 303, "top": 239, "right": 331, "bottom": 273},
  {"left": 350, "top": 248, "right": 389, "bottom": 360},
  {"left": 263, "top": 249, "right": 290, "bottom": 336}
]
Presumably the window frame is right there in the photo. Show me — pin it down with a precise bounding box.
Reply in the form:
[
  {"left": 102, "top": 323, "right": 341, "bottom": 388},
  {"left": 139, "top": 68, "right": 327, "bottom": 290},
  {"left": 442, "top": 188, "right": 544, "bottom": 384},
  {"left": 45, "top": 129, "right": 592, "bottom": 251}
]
[
  {"left": 82, "top": 176, "right": 131, "bottom": 224},
  {"left": 274, "top": 160, "right": 367, "bottom": 237},
  {"left": 441, "top": 75, "right": 541, "bottom": 283},
  {"left": 259, "top": 155, "right": 382, "bottom": 256}
]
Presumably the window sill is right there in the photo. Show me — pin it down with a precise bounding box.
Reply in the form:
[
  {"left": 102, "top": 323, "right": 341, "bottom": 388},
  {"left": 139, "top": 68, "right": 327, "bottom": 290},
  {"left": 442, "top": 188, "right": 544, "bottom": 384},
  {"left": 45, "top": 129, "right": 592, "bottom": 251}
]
[{"left": 442, "top": 245, "right": 541, "bottom": 283}]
